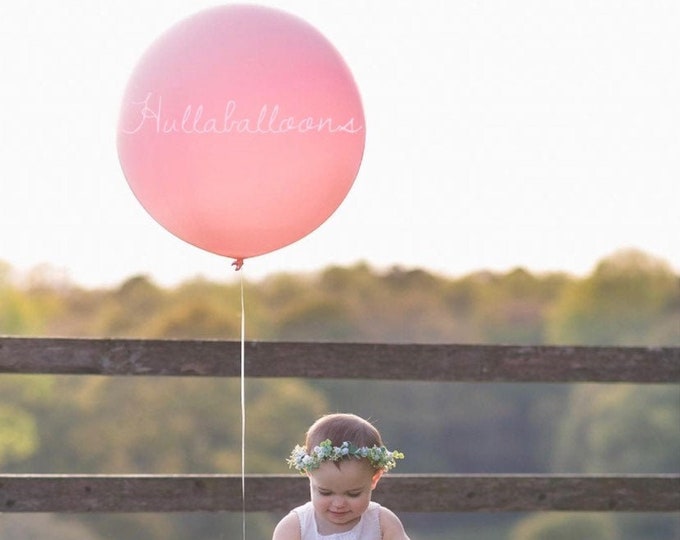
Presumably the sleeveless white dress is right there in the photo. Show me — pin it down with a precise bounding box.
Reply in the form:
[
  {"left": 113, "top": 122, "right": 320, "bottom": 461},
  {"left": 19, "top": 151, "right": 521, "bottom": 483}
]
[{"left": 292, "top": 501, "right": 382, "bottom": 540}]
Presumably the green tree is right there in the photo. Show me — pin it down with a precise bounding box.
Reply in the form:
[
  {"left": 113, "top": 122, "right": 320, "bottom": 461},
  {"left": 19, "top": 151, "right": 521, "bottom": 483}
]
[
  {"left": 0, "top": 514, "right": 105, "bottom": 540},
  {"left": 0, "top": 261, "right": 40, "bottom": 334},
  {"left": 553, "top": 385, "right": 680, "bottom": 474},
  {"left": 13, "top": 376, "right": 327, "bottom": 475},
  {"left": 88, "top": 274, "right": 166, "bottom": 336},
  {"left": 276, "top": 298, "right": 357, "bottom": 340},
  {"left": 0, "top": 403, "right": 38, "bottom": 465},
  {"left": 548, "top": 249, "right": 679, "bottom": 346},
  {"left": 468, "top": 268, "right": 569, "bottom": 344},
  {"left": 0, "top": 375, "right": 54, "bottom": 467},
  {"left": 511, "top": 513, "right": 617, "bottom": 540}
]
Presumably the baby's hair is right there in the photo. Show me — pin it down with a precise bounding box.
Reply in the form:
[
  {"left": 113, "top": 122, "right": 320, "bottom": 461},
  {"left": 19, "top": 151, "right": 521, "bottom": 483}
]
[{"left": 305, "top": 413, "right": 383, "bottom": 450}]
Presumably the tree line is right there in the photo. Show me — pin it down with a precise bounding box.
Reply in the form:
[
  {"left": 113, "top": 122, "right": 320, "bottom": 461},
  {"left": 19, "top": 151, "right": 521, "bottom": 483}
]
[{"left": 0, "top": 248, "right": 678, "bottom": 539}]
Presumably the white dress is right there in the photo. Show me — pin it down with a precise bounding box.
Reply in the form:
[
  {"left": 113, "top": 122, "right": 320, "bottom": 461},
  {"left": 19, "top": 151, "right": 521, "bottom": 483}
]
[{"left": 292, "top": 501, "right": 382, "bottom": 540}]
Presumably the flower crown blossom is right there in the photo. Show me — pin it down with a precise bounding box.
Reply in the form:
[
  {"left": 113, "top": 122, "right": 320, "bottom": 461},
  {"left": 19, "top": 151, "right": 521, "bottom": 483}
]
[{"left": 287, "top": 439, "right": 404, "bottom": 473}]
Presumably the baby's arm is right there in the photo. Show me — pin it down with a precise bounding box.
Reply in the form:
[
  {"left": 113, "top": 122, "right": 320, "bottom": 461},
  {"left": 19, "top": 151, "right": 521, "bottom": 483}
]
[
  {"left": 272, "top": 512, "right": 301, "bottom": 540},
  {"left": 379, "top": 507, "right": 411, "bottom": 540}
]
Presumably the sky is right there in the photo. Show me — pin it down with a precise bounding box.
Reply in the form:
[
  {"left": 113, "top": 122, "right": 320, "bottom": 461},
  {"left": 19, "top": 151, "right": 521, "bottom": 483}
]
[{"left": 1, "top": 0, "right": 678, "bottom": 287}]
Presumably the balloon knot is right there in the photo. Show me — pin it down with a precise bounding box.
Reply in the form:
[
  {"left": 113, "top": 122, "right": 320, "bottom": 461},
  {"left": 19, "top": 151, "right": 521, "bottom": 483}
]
[{"left": 232, "top": 258, "right": 244, "bottom": 271}]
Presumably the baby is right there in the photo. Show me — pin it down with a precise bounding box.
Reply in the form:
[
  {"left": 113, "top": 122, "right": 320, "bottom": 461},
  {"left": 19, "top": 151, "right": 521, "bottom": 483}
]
[{"left": 273, "top": 413, "right": 410, "bottom": 539}]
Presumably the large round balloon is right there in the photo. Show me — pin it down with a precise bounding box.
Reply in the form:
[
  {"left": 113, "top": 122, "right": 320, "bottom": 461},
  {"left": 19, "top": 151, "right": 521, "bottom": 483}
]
[{"left": 117, "top": 5, "right": 365, "bottom": 261}]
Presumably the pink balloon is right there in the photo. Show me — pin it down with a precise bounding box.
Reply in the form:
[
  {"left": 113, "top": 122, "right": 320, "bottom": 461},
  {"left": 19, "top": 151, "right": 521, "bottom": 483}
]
[{"left": 117, "top": 5, "right": 365, "bottom": 261}]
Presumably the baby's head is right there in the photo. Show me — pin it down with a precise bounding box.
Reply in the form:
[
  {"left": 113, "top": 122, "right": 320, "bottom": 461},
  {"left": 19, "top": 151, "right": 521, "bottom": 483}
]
[
  {"left": 306, "top": 413, "right": 383, "bottom": 451},
  {"left": 287, "top": 413, "right": 403, "bottom": 473}
]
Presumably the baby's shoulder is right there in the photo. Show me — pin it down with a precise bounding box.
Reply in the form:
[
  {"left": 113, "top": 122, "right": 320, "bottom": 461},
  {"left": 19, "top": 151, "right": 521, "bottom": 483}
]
[
  {"left": 272, "top": 511, "right": 301, "bottom": 540},
  {"left": 379, "top": 506, "right": 410, "bottom": 540}
]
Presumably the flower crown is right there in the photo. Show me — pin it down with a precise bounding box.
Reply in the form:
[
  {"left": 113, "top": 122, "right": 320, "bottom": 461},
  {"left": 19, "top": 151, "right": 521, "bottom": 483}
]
[{"left": 287, "top": 439, "right": 404, "bottom": 473}]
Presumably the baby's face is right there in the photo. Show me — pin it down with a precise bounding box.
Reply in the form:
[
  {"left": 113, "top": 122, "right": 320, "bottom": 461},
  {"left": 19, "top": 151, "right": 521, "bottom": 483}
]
[{"left": 308, "top": 459, "right": 382, "bottom": 535}]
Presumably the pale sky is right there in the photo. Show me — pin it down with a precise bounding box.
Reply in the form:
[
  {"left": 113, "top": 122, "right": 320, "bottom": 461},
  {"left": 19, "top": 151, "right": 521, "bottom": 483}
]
[{"left": 1, "top": 1, "right": 678, "bottom": 287}]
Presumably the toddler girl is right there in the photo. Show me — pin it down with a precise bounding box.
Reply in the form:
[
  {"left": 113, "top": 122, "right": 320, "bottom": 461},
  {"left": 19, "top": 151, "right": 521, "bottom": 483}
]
[{"left": 272, "top": 413, "right": 410, "bottom": 540}]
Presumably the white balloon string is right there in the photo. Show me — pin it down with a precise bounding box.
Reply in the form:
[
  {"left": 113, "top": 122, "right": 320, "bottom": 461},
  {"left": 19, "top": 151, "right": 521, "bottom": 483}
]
[{"left": 239, "top": 267, "right": 246, "bottom": 539}]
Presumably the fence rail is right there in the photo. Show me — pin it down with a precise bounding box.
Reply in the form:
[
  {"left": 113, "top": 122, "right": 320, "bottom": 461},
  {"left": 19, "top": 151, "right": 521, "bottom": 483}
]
[
  {"left": 1, "top": 337, "right": 678, "bottom": 514},
  {"left": 1, "top": 337, "right": 678, "bottom": 382},
  {"left": 2, "top": 474, "right": 678, "bottom": 513}
]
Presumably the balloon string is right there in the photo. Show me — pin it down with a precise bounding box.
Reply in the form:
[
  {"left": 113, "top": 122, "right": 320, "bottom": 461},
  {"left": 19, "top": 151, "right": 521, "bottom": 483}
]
[
  {"left": 239, "top": 269, "right": 246, "bottom": 539},
  {"left": 232, "top": 258, "right": 246, "bottom": 539}
]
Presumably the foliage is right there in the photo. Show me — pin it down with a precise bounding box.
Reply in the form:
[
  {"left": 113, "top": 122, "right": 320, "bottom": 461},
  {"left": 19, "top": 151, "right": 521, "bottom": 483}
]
[
  {"left": 4, "top": 250, "right": 675, "bottom": 347},
  {"left": 547, "top": 249, "right": 679, "bottom": 345},
  {"left": 510, "top": 513, "right": 617, "bottom": 540},
  {"left": 0, "top": 514, "right": 105, "bottom": 540},
  {"left": 0, "top": 375, "right": 53, "bottom": 467},
  {"left": 5, "top": 376, "right": 327, "bottom": 475},
  {"left": 553, "top": 384, "right": 680, "bottom": 473},
  {"left": 510, "top": 512, "right": 680, "bottom": 540},
  {"left": 0, "top": 404, "right": 37, "bottom": 465}
]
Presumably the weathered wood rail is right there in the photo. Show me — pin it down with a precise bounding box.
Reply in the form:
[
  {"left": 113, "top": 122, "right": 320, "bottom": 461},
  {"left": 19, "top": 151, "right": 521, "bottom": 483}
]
[
  {"left": 1, "top": 337, "right": 678, "bottom": 382},
  {"left": 1, "top": 337, "right": 679, "bottom": 514},
  {"left": 2, "top": 474, "right": 678, "bottom": 513}
]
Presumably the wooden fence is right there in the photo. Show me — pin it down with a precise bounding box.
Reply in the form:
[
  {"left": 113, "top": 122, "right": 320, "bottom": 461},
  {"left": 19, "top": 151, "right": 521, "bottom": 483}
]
[{"left": 1, "top": 337, "right": 679, "bottom": 514}]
